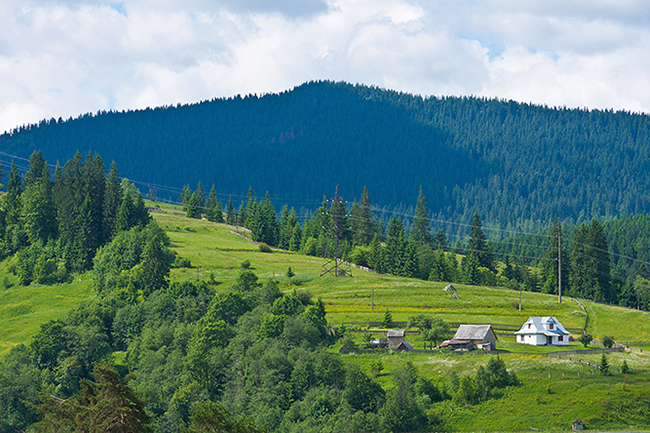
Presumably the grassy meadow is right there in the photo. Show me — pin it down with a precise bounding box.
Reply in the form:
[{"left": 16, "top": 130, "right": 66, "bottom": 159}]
[
  {"left": 0, "top": 267, "right": 93, "bottom": 356},
  {"left": 3, "top": 203, "right": 650, "bottom": 431}
]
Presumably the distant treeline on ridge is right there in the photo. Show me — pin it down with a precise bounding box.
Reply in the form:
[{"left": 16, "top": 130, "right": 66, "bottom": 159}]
[{"left": 2, "top": 80, "right": 650, "bottom": 234}]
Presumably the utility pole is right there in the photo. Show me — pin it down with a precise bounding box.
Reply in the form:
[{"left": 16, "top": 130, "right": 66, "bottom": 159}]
[
  {"left": 558, "top": 222, "right": 562, "bottom": 304},
  {"left": 321, "top": 186, "right": 352, "bottom": 277}
]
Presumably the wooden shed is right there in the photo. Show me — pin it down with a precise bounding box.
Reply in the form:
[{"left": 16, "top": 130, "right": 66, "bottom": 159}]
[{"left": 387, "top": 330, "right": 405, "bottom": 348}]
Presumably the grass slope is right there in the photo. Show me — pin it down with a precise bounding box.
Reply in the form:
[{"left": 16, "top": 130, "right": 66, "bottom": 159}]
[
  {"left": 0, "top": 269, "right": 93, "bottom": 356},
  {"left": 3, "top": 205, "right": 650, "bottom": 431}
]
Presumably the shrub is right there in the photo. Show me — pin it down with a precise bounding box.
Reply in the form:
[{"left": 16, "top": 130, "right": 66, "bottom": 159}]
[
  {"left": 302, "top": 237, "right": 318, "bottom": 256},
  {"left": 602, "top": 335, "right": 614, "bottom": 348},
  {"left": 240, "top": 259, "right": 251, "bottom": 269},
  {"left": 174, "top": 256, "right": 192, "bottom": 268},
  {"left": 579, "top": 333, "right": 593, "bottom": 347},
  {"left": 258, "top": 243, "right": 272, "bottom": 253}
]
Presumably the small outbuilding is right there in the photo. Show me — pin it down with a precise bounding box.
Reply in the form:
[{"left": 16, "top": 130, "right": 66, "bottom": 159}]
[
  {"left": 572, "top": 419, "right": 584, "bottom": 431},
  {"left": 515, "top": 316, "right": 570, "bottom": 346},
  {"left": 397, "top": 341, "right": 415, "bottom": 352},
  {"left": 449, "top": 324, "right": 498, "bottom": 351},
  {"left": 387, "top": 330, "right": 405, "bottom": 348}
]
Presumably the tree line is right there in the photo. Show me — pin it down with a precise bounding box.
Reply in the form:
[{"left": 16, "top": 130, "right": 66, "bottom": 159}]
[
  {"left": 178, "top": 181, "right": 650, "bottom": 311},
  {"left": 0, "top": 150, "right": 150, "bottom": 286}
]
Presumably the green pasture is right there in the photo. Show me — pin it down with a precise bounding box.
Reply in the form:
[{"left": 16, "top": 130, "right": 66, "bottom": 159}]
[
  {"left": 3, "top": 204, "right": 650, "bottom": 362},
  {"left": 338, "top": 348, "right": 650, "bottom": 432},
  {"left": 0, "top": 269, "right": 94, "bottom": 356}
]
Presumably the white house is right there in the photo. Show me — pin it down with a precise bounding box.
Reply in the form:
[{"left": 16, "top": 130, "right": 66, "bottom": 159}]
[{"left": 515, "top": 316, "right": 570, "bottom": 346}]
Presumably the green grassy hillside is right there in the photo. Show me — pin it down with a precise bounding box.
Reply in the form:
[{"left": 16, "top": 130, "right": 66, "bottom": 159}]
[
  {"left": 0, "top": 269, "right": 93, "bottom": 356},
  {"left": 3, "top": 206, "right": 650, "bottom": 431},
  {"left": 153, "top": 205, "right": 650, "bottom": 343}
]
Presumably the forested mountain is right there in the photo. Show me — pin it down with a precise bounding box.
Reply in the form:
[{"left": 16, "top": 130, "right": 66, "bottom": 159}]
[{"left": 2, "top": 80, "right": 650, "bottom": 233}]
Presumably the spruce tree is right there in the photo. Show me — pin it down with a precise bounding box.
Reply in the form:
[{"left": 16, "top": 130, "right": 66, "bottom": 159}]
[
  {"left": 21, "top": 173, "right": 56, "bottom": 245},
  {"left": 468, "top": 211, "right": 495, "bottom": 272},
  {"left": 186, "top": 193, "right": 201, "bottom": 219},
  {"left": 83, "top": 153, "right": 106, "bottom": 252},
  {"left": 5, "top": 161, "right": 24, "bottom": 226},
  {"left": 462, "top": 253, "right": 481, "bottom": 285},
  {"left": 385, "top": 216, "right": 405, "bottom": 274},
  {"left": 289, "top": 224, "right": 302, "bottom": 251},
  {"left": 411, "top": 185, "right": 433, "bottom": 245},
  {"left": 368, "top": 234, "right": 382, "bottom": 270},
  {"left": 226, "top": 196, "right": 236, "bottom": 225},
  {"left": 116, "top": 192, "right": 135, "bottom": 232},
  {"left": 102, "top": 161, "right": 122, "bottom": 241},
  {"left": 243, "top": 186, "right": 256, "bottom": 228},
  {"left": 350, "top": 186, "right": 378, "bottom": 246},
  {"left": 24, "top": 150, "right": 47, "bottom": 187},
  {"left": 180, "top": 184, "right": 191, "bottom": 210},
  {"left": 195, "top": 181, "right": 205, "bottom": 211},
  {"left": 140, "top": 234, "right": 171, "bottom": 295},
  {"left": 205, "top": 184, "right": 218, "bottom": 221},
  {"left": 570, "top": 220, "right": 612, "bottom": 302},
  {"left": 540, "top": 217, "right": 570, "bottom": 295},
  {"left": 434, "top": 229, "right": 448, "bottom": 251}
]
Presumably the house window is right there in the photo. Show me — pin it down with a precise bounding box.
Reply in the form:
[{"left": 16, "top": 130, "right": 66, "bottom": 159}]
[
  {"left": 520, "top": 335, "right": 524, "bottom": 342},
  {"left": 527, "top": 324, "right": 531, "bottom": 329},
  {"left": 549, "top": 323, "right": 554, "bottom": 329},
  {"left": 558, "top": 335, "right": 563, "bottom": 342}
]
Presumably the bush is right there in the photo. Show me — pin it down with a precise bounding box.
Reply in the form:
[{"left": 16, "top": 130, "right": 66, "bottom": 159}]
[
  {"left": 302, "top": 237, "right": 318, "bottom": 256},
  {"left": 350, "top": 246, "right": 371, "bottom": 267},
  {"left": 240, "top": 259, "right": 251, "bottom": 269},
  {"left": 579, "top": 333, "right": 593, "bottom": 347},
  {"left": 173, "top": 256, "right": 192, "bottom": 268},
  {"left": 602, "top": 335, "right": 614, "bottom": 348},
  {"left": 258, "top": 243, "right": 272, "bottom": 253}
]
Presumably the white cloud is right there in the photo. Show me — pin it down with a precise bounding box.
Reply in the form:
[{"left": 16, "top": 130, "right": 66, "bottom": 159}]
[{"left": 1, "top": 0, "right": 650, "bottom": 133}]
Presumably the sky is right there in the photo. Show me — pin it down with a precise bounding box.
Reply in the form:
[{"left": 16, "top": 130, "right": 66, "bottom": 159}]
[{"left": 2, "top": 0, "right": 650, "bottom": 134}]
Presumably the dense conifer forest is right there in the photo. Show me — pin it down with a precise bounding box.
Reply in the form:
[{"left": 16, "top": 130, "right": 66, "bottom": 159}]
[{"left": 2, "top": 80, "right": 650, "bottom": 233}]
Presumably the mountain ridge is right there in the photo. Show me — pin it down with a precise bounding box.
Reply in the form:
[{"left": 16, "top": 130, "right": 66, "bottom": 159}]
[{"left": 2, "top": 80, "right": 650, "bottom": 234}]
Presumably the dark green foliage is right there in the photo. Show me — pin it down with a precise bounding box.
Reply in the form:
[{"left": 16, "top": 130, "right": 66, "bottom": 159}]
[
  {"left": 180, "top": 184, "right": 191, "bottom": 209},
  {"left": 570, "top": 220, "right": 613, "bottom": 302},
  {"left": 410, "top": 186, "right": 433, "bottom": 246},
  {"left": 186, "top": 193, "right": 201, "bottom": 219},
  {"left": 8, "top": 81, "right": 650, "bottom": 235},
  {"left": 622, "top": 360, "right": 630, "bottom": 375},
  {"left": 540, "top": 217, "right": 570, "bottom": 295},
  {"left": 579, "top": 333, "right": 593, "bottom": 347},
  {"left": 602, "top": 335, "right": 614, "bottom": 349},
  {"left": 349, "top": 186, "right": 379, "bottom": 246},
  {"left": 103, "top": 161, "right": 122, "bottom": 240},
  {"left": 226, "top": 196, "right": 236, "bottom": 225},
  {"left": 205, "top": 184, "right": 223, "bottom": 222},
  {"left": 382, "top": 364, "right": 428, "bottom": 432},
  {"left": 600, "top": 354, "right": 610, "bottom": 376},
  {"left": 467, "top": 212, "right": 495, "bottom": 272},
  {"left": 30, "top": 361, "right": 152, "bottom": 433},
  {"left": 382, "top": 309, "right": 393, "bottom": 328},
  {"left": 343, "top": 364, "right": 385, "bottom": 413},
  {"left": 286, "top": 266, "right": 295, "bottom": 281},
  {"left": 0, "top": 344, "right": 42, "bottom": 432},
  {"left": 186, "top": 400, "right": 265, "bottom": 433},
  {"left": 30, "top": 320, "right": 67, "bottom": 370}
]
